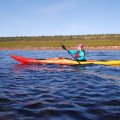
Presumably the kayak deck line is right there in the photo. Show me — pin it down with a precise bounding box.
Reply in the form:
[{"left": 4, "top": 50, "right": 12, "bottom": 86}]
[{"left": 9, "top": 54, "right": 120, "bottom": 66}]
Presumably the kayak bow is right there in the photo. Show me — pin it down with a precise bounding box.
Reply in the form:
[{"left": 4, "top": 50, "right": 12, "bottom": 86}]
[{"left": 9, "top": 54, "right": 120, "bottom": 66}]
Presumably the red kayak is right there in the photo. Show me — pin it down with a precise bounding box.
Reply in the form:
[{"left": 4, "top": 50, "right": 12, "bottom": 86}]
[
  {"left": 9, "top": 54, "right": 80, "bottom": 65},
  {"left": 9, "top": 54, "right": 120, "bottom": 66}
]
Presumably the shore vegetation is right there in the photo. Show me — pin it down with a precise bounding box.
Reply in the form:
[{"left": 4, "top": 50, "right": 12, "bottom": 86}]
[{"left": 0, "top": 34, "right": 120, "bottom": 49}]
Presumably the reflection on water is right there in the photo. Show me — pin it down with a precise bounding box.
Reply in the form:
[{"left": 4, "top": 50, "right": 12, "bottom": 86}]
[
  {"left": 0, "top": 50, "right": 120, "bottom": 120},
  {"left": 12, "top": 64, "right": 86, "bottom": 72},
  {"left": 12, "top": 64, "right": 120, "bottom": 85}
]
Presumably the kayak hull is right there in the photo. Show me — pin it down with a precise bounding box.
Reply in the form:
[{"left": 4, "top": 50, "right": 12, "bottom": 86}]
[{"left": 9, "top": 54, "right": 120, "bottom": 66}]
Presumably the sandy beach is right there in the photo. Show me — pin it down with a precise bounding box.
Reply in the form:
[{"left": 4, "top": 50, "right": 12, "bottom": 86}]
[
  {"left": 0, "top": 46, "right": 120, "bottom": 50},
  {"left": 85, "top": 46, "right": 120, "bottom": 50}
]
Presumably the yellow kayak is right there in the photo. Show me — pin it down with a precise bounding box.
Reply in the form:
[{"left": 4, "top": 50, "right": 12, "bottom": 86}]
[{"left": 9, "top": 54, "right": 120, "bottom": 66}]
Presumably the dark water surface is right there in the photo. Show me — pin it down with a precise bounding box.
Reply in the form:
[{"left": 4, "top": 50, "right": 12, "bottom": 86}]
[{"left": 0, "top": 50, "right": 120, "bottom": 120}]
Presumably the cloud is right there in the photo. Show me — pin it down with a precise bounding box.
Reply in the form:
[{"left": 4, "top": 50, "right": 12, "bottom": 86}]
[{"left": 40, "top": 0, "right": 77, "bottom": 15}]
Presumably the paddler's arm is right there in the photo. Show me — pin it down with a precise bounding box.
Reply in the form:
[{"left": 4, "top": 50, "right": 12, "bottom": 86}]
[{"left": 68, "top": 50, "right": 77, "bottom": 55}]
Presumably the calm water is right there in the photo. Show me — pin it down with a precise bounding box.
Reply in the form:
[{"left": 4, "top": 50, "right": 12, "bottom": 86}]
[{"left": 0, "top": 50, "right": 120, "bottom": 120}]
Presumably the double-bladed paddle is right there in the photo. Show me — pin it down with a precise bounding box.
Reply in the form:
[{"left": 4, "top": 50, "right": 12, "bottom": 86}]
[{"left": 61, "top": 44, "right": 80, "bottom": 64}]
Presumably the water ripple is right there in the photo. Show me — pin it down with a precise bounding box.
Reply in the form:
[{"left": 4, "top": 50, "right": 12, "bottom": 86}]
[{"left": 0, "top": 50, "right": 120, "bottom": 120}]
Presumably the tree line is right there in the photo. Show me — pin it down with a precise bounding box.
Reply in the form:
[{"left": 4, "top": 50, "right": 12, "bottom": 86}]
[{"left": 0, "top": 34, "right": 120, "bottom": 42}]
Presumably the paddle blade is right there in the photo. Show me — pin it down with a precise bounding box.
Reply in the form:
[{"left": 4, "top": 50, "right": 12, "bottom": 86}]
[{"left": 61, "top": 44, "right": 67, "bottom": 50}]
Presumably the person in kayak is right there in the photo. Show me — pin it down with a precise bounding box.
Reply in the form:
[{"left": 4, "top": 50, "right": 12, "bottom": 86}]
[{"left": 68, "top": 44, "right": 86, "bottom": 61}]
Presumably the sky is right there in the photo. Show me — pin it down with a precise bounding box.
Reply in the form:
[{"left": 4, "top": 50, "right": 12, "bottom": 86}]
[{"left": 0, "top": 0, "right": 120, "bottom": 37}]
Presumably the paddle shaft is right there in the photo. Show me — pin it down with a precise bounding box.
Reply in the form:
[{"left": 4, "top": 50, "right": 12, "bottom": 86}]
[{"left": 61, "top": 44, "right": 81, "bottom": 64}]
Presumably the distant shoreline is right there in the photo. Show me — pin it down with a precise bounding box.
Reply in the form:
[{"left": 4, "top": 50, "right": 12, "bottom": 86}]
[
  {"left": 0, "top": 46, "right": 120, "bottom": 50},
  {"left": 85, "top": 46, "right": 120, "bottom": 50},
  {"left": 1, "top": 35, "right": 120, "bottom": 50}
]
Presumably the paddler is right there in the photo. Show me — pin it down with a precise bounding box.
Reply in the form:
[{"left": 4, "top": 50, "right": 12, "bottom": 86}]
[{"left": 68, "top": 44, "right": 86, "bottom": 61}]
